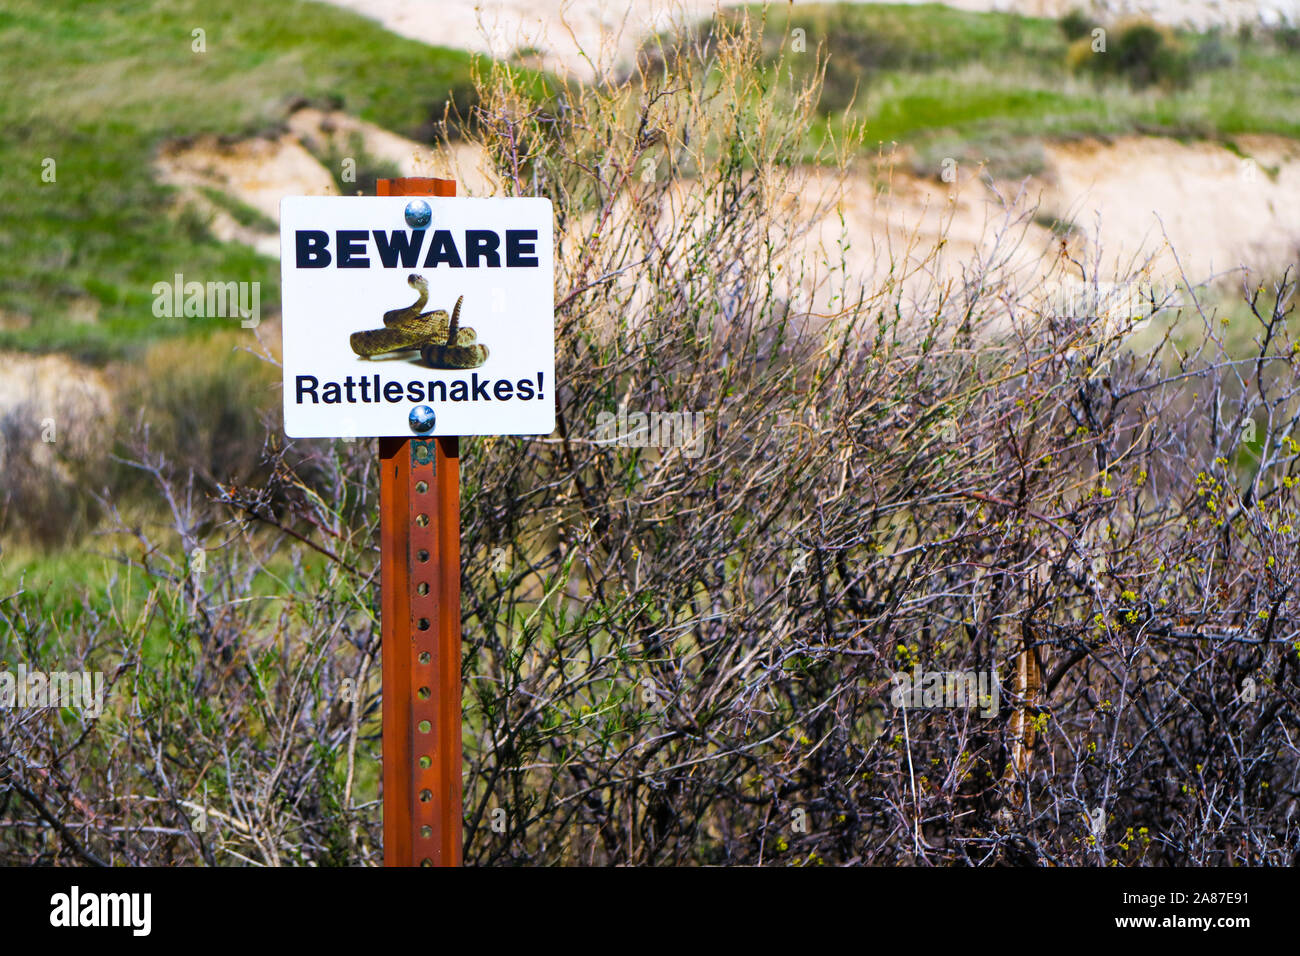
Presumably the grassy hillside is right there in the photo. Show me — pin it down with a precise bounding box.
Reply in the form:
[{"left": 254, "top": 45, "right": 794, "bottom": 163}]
[
  {"left": 728, "top": 4, "right": 1300, "bottom": 172},
  {"left": 0, "top": 0, "right": 479, "bottom": 362}
]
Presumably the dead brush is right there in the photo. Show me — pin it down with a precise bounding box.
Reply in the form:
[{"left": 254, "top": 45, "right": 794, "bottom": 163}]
[{"left": 2, "top": 9, "right": 1298, "bottom": 867}]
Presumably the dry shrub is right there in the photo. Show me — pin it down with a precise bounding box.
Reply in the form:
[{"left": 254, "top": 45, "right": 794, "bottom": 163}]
[
  {"left": 446, "top": 15, "right": 1300, "bottom": 864},
  {"left": 1067, "top": 17, "right": 1193, "bottom": 89},
  {"left": 113, "top": 330, "right": 279, "bottom": 490}
]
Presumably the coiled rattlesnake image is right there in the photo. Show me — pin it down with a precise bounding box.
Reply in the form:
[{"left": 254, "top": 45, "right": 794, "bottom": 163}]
[{"left": 349, "top": 274, "right": 489, "bottom": 369}]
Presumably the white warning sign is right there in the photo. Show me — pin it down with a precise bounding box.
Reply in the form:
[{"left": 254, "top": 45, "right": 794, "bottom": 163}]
[{"left": 279, "top": 196, "right": 555, "bottom": 438}]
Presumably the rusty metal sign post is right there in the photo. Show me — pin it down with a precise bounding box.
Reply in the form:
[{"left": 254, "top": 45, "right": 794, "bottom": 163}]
[{"left": 377, "top": 177, "right": 462, "bottom": 867}]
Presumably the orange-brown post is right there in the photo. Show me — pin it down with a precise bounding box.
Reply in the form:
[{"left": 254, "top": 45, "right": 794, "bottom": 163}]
[{"left": 378, "top": 177, "right": 462, "bottom": 867}]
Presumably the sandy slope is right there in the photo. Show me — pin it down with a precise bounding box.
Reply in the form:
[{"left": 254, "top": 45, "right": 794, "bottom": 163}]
[
  {"left": 291, "top": 0, "right": 1300, "bottom": 292},
  {"left": 317, "top": 0, "right": 716, "bottom": 77},
  {"left": 157, "top": 109, "right": 1300, "bottom": 290},
  {"left": 317, "top": 0, "right": 1297, "bottom": 77}
]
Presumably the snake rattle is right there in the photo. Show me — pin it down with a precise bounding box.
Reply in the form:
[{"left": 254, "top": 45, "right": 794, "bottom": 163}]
[{"left": 420, "top": 296, "right": 490, "bottom": 370}]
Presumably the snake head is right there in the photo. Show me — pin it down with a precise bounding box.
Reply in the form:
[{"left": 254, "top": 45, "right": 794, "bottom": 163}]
[{"left": 408, "top": 273, "right": 427, "bottom": 291}]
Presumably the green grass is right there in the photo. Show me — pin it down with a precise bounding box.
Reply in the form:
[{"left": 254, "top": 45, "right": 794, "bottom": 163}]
[
  {"left": 0, "top": 531, "right": 342, "bottom": 664},
  {"left": 730, "top": 4, "right": 1300, "bottom": 173},
  {"left": 0, "top": 0, "right": 482, "bottom": 363}
]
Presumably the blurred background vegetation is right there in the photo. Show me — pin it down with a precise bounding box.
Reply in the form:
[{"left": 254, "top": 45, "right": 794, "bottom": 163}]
[
  {"left": 2, "top": 1, "right": 1299, "bottom": 865},
  {"left": 717, "top": 4, "right": 1300, "bottom": 173}
]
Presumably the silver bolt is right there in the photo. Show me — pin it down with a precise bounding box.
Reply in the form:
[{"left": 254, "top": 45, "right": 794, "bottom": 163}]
[
  {"left": 409, "top": 405, "right": 436, "bottom": 433},
  {"left": 404, "top": 200, "right": 432, "bottom": 230}
]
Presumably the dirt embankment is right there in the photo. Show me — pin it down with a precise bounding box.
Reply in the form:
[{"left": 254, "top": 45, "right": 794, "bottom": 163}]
[
  {"left": 0, "top": 352, "right": 113, "bottom": 505},
  {"left": 317, "top": 0, "right": 1296, "bottom": 78},
  {"left": 153, "top": 109, "right": 501, "bottom": 255},
  {"left": 155, "top": 107, "right": 1300, "bottom": 295},
  {"left": 813, "top": 133, "right": 1300, "bottom": 296}
]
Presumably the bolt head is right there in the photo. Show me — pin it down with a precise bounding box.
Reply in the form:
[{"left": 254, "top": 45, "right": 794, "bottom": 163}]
[
  {"left": 404, "top": 200, "right": 432, "bottom": 230},
  {"left": 408, "top": 405, "right": 436, "bottom": 433}
]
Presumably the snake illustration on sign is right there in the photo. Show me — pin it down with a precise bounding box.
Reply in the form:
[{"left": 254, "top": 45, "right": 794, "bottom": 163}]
[
  {"left": 349, "top": 278, "right": 488, "bottom": 369},
  {"left": 279, "top": 196, "right": 555, "bottom": 438}
]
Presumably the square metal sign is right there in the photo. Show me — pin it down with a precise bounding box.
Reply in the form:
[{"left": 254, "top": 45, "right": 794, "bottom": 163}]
[{"left": 279, "top": 196, "right": 555, "bottom": 438}]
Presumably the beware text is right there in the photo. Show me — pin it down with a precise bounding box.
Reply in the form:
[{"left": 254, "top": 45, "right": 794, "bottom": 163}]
[{"left": 295, "top": 229, "right": 540, "bottom": 269}]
